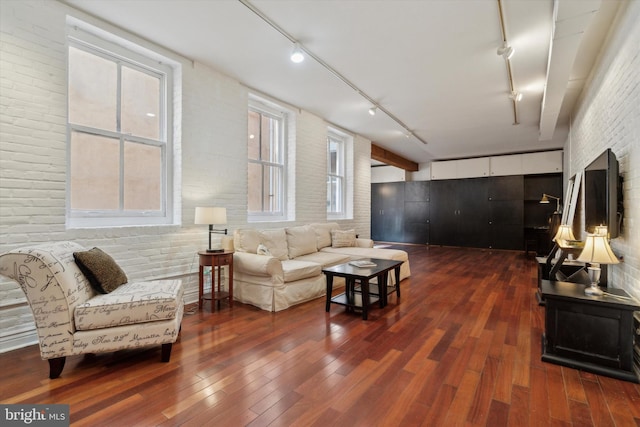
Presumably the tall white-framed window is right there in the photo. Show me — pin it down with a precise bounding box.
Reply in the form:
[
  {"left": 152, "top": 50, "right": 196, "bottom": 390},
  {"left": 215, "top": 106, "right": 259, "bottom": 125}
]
[
  {"left": 327, "top": 131, "right": 346, "bottom": 218},
  {"left": 66, "top": 24, "right": 175, "bottom": 228},
  {"left": 247, "top": 99, "right": 287, "bottom": 221}
]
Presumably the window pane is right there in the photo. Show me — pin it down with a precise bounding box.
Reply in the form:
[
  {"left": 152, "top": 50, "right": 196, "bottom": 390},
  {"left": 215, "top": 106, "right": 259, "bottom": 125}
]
[
  {"left": 264, "top": 165, "right": 281, "bottom": 213},
  {"left": 247, "top": 162, "right": 262, "bottom": 212},
  {"left": 327, "top": 176, "right": 343, "bottom": 213},
  {"left": 68, "top": 46, "right": 117, "bottom": 131},
  {"left": 248, "top": 110, "right": 260, "bottom": 160},
  {"left": 70, "top": 131, "right": 119, "bottom": 210},
  {"left": 121, "top": 66, "right": 161, "bottom": 140},
  {"left": 260, "top": 114, "right": 281, "bottom": 163},
  {"left": 328, "top": 140, "right": 339, "bottom": 174},
  {"left": 124, "top": 142, "right": 162, "bottom": 210},
  {"left": 260, "top": 115, "right": 272, "bottom": 162}
]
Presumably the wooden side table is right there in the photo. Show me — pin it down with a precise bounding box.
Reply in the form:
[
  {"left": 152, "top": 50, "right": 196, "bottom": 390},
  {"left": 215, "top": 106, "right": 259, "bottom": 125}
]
[{"left": 198, "top": 250, "right": 233, "bottom": 311}]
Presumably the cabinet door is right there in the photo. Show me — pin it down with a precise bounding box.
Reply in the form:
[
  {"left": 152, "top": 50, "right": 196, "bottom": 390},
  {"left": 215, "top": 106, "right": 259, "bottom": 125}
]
[
  {"left": 430, "top": 180, "right": 458, "bottom": 245},
  {"left": 489, "top": 200, "right": 524, "bottom": 250},
  {"left": 371, "top": 182, "right": 404, "bottom": 242},
  {"left": 371, "top": 183, "right": 385, "bottom": 240},
  {"left": 488, "top": 176, "right": 524, "bottom": 201},
  {"left": 457, "top": 178, "right": 489, "bottom": 248},
  {"left": 404, "top": 201, "right": 429, "bottom": 243},
  {"left": 404, "top": 181, "right": 430, "bottom": 244}
]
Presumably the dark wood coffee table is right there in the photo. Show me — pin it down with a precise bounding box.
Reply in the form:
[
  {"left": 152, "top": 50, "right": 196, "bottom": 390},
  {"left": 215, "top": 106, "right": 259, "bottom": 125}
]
[{"left": 323, "top": 258, "right": 403, "bottom": 320}]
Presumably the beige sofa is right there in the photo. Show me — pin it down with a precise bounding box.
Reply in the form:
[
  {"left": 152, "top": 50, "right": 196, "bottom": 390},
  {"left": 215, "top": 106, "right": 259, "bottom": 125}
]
[{"left": 232, "top": 223, "right": 410, "bottom": 312}]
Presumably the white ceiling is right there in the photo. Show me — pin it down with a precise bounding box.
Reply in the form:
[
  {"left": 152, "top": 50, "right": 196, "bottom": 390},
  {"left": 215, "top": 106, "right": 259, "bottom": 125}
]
[{"left": 63, "top": 0, "right": 621, "bottom": 165}]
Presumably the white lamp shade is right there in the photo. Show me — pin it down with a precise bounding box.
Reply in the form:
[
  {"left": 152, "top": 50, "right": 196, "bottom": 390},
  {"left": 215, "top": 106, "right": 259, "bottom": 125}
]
[
  {"left": 194, "top": 207, "right": 227, "bottom": 225},
  {"left": 553, "top": 225, "right": 575, "bottom": 243},
  {"left": 576, "top": 234, "right": 619, "bottom": 265}
]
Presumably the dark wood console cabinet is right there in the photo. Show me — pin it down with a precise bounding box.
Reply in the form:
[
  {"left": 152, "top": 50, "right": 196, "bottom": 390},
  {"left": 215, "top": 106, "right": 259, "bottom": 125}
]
[{"left": 541, "top": 280, "right": 639, "bottom": 383}]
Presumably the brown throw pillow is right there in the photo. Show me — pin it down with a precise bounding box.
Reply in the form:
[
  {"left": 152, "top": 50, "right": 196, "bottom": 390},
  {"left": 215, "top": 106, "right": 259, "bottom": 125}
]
[{"left": 73, "top": 247, "right": 128, "bottom": 294}]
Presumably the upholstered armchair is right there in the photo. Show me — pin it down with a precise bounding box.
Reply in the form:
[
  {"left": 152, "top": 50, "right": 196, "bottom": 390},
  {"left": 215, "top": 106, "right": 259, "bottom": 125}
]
[{"left": 0, "top": 241, "right": 184, "bottom": 379}]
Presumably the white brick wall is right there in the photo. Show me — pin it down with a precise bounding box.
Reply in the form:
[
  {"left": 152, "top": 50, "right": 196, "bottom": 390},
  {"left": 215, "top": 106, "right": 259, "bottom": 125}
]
[
  {"left": 565, "top": 0, "right": 640, "bottom": 299},
  {"left": 0, "top": 0, "right": 373, "bottom": 352}
]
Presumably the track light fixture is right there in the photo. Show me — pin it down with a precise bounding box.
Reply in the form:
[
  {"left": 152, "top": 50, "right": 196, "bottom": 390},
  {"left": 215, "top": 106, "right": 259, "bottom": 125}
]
[
  {"left": 509, "top": 91, "right": 523, "bottom": 102},
  {"left": 238, "top": 0, "right": 428, "bottom": 144},
  {"left": 368, "top": 107, "right": 377, "bottom": 116},
  {"left": 497, "top": 42, "right": 514, "bottom": 60},
  {"left": 290, "top": 43, "right": 304, "bottom": 63}
]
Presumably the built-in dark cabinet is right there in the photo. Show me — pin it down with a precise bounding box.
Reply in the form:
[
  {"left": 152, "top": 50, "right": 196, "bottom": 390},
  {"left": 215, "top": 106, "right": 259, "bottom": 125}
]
[
  {"left": 430, "top": 178, "right": 489, "bottom": 248},
  {"left": 488, "top": 176, "right": 524, "bottom": 250},
  {"left": 370, "top": 173, "right": 561, "bottom": 252},
  {"left": 371, "top": 182, "right": 405, "bottom": 242},
  {"left": 404, "top": 181, "right": 430, "bottom": 244}
]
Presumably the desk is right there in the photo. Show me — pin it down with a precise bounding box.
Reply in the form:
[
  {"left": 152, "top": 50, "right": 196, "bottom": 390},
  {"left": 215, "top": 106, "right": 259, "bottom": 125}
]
[
  {"left": 323, "top": 258, "right": 402, "bottom": 320},
  {"left": 198, "top": 251, "right": 233, "bottom": 311},
  {"left": 541, "top": 280, "right": 640, "bottom": 383}
]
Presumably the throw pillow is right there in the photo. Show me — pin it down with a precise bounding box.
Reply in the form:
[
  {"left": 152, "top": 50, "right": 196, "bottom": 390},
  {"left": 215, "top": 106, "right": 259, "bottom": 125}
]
[
  {"left": 260, "top": 228, "right": 289, "bottom": 261},
  {"left": 331, "top": 229, "right": 357, "bottom": 248},
  {"left": 285, "top": 225, "right": 318, "bottom": 258},
  {"left": 73, "top": 247, "right": 128, "bottom": 294},
  {"left": 257, "top": 243, "right": 272, "bottom": 256}
]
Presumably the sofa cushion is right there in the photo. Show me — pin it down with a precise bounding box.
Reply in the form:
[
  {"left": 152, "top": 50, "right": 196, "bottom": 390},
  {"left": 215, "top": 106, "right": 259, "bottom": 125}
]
[
  {"left": 260, "top": 228, "right": 289, "bottom": 261},
  {"left": 331, "top": 229, "right": 357, "bottom": 248},
  {"left": 310, "top": 222, "right": 340, "bottom": 249},
  {"left": 285, "top": 225, "right": 318, "bottom": 258},
  {"left": 234, "top": 228, "right": 262, "bottom": 254},
  {"left": 73, "top": 247, "right": 128, "bottom": 294},
  {"left": 295, "top": 251, "right": 350, "bottom": 268},
  {"left": 281, "top": 259, "right": 322, "bottom": 282},
  {"left": 74, "top": 279, "right": 184, "bottom": 331}
]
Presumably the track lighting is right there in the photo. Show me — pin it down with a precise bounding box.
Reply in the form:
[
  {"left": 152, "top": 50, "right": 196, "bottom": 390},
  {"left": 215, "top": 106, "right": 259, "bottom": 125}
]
[
  {"left": 509, "top": 91, "right": 523, "bottom": 102},
  {"left": 497, "top": 42, "right": 514, "bottom": 60},
  {"left": 290, "top": 43, "right": 304, "bottom": 63},
  {"left": 368, "top": 107, "right": 377, "bottom": 116}
]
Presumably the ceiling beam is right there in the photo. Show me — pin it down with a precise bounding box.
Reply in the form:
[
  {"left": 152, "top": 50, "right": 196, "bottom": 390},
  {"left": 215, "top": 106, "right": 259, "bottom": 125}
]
[{"left": 371, "top": 144, "right": 419, "bottom": 172}]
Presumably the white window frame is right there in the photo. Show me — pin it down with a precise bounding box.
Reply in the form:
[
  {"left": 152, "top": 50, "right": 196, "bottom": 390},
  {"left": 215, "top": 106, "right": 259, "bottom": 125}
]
[
  {"left": 65, "top": 23, "right": 175, "bottom": 228},
  {"left": 327, "top": 131, "right": 346, "bottom": 218},
  {"left": 247, "top": 98, "right": 288, "bottom": 222}
]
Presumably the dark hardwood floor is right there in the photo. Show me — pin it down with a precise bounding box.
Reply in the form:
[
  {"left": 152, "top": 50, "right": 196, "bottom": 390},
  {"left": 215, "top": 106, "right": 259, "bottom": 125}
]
[{"left": 2, "top": 245, "right": 639, "bottom": 426}]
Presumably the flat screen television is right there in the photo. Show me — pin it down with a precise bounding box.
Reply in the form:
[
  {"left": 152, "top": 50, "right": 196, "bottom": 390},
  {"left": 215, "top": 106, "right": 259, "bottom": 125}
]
[{"left": 583, "top": 149, "right": 622, "bottom": 238}]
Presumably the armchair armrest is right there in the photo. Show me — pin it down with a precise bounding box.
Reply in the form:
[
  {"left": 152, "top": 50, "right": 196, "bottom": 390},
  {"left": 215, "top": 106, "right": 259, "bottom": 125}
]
[{"left": 233, "top": 252, "right": 284, "bottom": 277}]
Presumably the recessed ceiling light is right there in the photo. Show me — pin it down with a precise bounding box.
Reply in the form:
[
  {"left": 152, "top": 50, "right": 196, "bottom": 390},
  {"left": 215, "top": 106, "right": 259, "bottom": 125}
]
[{"left": 368, "top": 107, "right": 377, "bottom": 116}]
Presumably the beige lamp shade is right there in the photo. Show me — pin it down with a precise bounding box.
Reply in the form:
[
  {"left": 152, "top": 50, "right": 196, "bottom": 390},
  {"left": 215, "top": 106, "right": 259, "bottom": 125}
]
[
  {"left": 553, "top": 225, "right": 575, "bottom": 243},
  {"left": 194, "top": 207, "right": 227, "bottom": 225},
  {"left": 576, "top": 234, "right": 619, "bottom": 265}
]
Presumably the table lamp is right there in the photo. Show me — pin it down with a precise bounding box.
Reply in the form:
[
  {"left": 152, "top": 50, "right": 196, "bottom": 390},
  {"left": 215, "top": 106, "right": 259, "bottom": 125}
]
[
  {"left": 553, "top": 225, "right": 576, "bottom": 245},
  {"left": 195, "top": 207, "right": 227, "bottom": 252},
  {"left": 576, "top": 233, "right": 619, "bottom": 296}
]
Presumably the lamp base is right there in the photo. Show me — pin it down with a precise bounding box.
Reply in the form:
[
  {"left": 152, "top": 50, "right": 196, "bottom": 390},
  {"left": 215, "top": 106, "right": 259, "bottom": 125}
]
[
  {"left": 584, "top": 266, "right": 603, "bottom": 296},
  {"left": 585, "top": 283, "right": 604, "bottom": 296},
  {"left": 206, "top": 248, "right": 224, "bottom": 253}
]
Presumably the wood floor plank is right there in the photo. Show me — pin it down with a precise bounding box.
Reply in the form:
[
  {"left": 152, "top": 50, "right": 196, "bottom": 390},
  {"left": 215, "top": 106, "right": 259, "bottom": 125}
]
[{"left": 1, "top": 245, "right": 638, "bottom": 426}]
